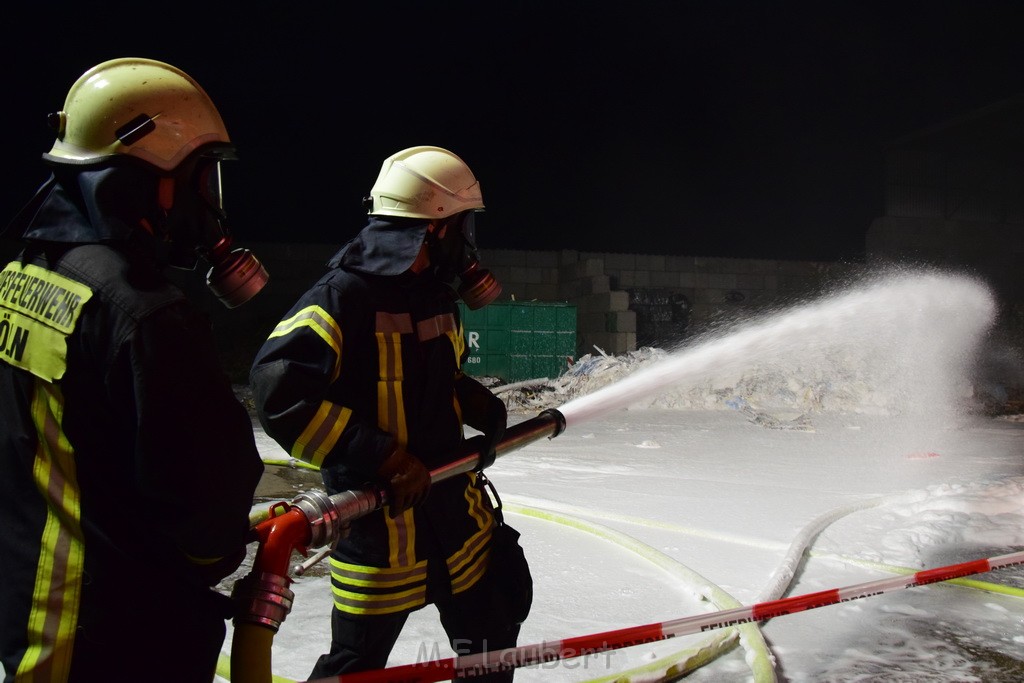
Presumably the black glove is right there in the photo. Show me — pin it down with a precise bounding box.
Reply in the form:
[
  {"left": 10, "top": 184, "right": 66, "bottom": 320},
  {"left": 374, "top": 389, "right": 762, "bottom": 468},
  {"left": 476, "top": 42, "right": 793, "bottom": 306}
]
[
  {"left": 456, "top": 375, "right": 507, "bottom": 470},
  {"left": 375, "top": 447, "right": 432, "bottom": 517}
]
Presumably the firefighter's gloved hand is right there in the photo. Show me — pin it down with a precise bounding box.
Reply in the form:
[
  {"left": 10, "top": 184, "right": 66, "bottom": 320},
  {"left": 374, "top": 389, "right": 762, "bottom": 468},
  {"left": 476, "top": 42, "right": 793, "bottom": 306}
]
[
  {"left": 456, "top": 375, "right": 507, "bottom": 470},
  {"left": 376, "top": 447, "right": 431, "bottom": 517}
]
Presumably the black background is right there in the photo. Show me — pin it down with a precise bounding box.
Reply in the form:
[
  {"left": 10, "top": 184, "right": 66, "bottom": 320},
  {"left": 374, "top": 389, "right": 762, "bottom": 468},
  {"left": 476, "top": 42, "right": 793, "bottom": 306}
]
[{"left": 3, "top": 1, "right": 1023, "bottom": 262}]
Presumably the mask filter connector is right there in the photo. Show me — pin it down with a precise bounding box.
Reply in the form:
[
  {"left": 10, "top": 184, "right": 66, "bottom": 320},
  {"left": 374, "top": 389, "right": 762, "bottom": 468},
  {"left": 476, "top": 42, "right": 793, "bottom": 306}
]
[
  {"left": 458, "top": 261, "right": 501, "bottom": 310},
  {"left": 205, "top": 237, "right": 269, "bottom": 308}
]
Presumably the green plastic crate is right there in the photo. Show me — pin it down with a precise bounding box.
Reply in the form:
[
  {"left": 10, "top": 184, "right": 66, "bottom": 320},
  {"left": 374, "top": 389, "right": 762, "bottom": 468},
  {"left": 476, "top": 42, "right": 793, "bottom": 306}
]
[{"left": 458, "top": 301, "right": 576, "bottom": 383}]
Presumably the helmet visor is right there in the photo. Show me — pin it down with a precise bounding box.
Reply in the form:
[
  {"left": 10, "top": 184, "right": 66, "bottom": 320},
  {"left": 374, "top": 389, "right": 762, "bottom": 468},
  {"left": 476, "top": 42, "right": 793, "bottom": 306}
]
[
  {"left": 459, "top": 209, "right": 484, "bottom": 250},
  {"left": 195, "top": 159, "right": 225, "bottom": 213}
]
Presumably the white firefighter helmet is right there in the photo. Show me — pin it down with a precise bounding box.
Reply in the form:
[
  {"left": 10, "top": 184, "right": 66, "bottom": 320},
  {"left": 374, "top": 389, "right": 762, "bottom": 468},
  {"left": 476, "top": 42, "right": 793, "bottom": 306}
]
[
  {"left": 367, "top": 146, "right": 484, "bottom": 219},
  {"left": 44, "top": 57, "right": 231, "bottom": 172}
]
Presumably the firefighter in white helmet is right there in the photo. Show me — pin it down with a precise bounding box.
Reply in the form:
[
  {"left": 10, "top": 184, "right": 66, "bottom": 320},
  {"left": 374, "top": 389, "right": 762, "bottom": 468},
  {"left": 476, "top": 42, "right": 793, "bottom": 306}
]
[
  {"left": 0, "top": 58, "right": 265, "bottom": 682},
  {"left": 251, "top": 146, "right": 527, "bottom": 681}
]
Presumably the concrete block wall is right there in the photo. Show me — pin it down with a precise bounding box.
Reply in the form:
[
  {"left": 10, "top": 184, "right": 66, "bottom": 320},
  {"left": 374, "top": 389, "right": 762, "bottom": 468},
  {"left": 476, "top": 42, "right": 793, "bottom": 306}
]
[
  {"left": 484, "top": 248, "right": 562, "bottom": 303},
  {"left": 485, "top": 247, "right": 856, "bottom": 357}
]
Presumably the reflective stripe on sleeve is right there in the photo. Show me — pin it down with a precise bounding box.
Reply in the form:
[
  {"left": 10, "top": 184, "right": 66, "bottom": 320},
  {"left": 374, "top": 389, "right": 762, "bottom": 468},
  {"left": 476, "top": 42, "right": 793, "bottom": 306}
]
[
  {"left": 291, "top": 400, "right": 351, "bottom": 468},
  {"left": 269, "top": 305, "right": 344, "bottom": 381},
  {"left": 18, "top": 380, "right": 84, "bottom": 680}
]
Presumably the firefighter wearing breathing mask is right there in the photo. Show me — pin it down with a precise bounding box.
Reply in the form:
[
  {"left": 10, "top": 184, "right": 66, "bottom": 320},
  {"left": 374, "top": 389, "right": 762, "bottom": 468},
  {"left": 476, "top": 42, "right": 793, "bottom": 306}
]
[
  {"left": 0, "top": 58, "right": 266, "bottom": 682},
  {"left": 251, "top": 146, "right": 523, "bottom": 681}
]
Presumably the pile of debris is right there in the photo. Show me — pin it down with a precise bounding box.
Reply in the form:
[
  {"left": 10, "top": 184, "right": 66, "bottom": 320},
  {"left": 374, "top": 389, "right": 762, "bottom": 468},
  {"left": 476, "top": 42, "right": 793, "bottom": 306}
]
[
  {"left": 493, "top": 345, "right": 886, "bottom": 415},
  {"left": 490, "top": 341, "right": 1007, "bottom": 429}
]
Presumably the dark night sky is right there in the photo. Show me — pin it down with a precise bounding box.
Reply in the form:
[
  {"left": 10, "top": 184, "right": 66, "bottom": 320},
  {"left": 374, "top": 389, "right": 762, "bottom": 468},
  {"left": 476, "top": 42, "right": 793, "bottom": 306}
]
[{"left": 3, "top": 1, "right": 1024, "bottom": 262}]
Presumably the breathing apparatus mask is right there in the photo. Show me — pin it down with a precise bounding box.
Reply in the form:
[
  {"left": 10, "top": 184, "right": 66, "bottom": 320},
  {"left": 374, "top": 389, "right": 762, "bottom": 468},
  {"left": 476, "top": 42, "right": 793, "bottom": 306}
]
[
  {"left": 426, "top": 210, "right": 501, "bottom": 309},
  {"left": 162, "top": 154, "right": 269, "bottom": 308}
]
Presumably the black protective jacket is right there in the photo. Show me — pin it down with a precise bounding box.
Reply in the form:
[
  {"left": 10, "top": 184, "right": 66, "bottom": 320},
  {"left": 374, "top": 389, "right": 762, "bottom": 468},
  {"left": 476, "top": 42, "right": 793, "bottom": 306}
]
[
  {"left": 0, "top": 172, "right": 263, "bottom": 681},
  {"left": 250, "top": 218, "right": 498, "bottom": 617}
]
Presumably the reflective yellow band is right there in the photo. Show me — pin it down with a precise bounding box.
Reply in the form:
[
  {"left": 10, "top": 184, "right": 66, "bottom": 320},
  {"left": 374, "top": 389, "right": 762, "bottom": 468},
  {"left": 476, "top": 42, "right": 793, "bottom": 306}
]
[
  {"left": 329, "top": 552, "right": 429, "bottom": 614},
  {"left": 464, "top": 472, "right": 492, "bottom": 529},
  {"left": 19, "top": 380, "right": 84, "bottom": 680},
  {"left": 375, "top": 324, "right": 407, "bottom": 446},
  {"left": 444, "top": 520, "right": 490, "bottom": 598},
  {"left": 447, "top": 524, "right": 490, "bottom": 578},
  {"left": 450, "top": 547, "right": 489, "bottom": 596},
  {"left": 453, "top": 320, "right": 467, "bottom": 369},
  {"left": 331, "top": 584, "right": 426, "bottom": 615},
  {"left": 269, "top": 305, "right": 343, "bottom": 381},
  {"left": 0, "top": 262, "right": 93, "bottom": 381},
  {"left": 292, "top": 400, "right": 350, "bottom": 468},
  {"left": 329, "top": 556, "right": 427, "bottom": 588},
  {"left": 385, "top": 507, "right": 416, "bottom": 567}
]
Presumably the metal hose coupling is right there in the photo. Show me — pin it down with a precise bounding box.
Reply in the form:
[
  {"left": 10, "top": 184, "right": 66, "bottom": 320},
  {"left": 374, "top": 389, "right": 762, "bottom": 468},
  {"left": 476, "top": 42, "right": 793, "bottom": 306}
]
[
  {"left": 291, "top": 490, "right": 348, "bottom": 550},
  {"left": 231, "top": 571, "right": 295, "bottom": 632},
  {"left": 292, "top": 488, "right": 384, "bottom": 549}
]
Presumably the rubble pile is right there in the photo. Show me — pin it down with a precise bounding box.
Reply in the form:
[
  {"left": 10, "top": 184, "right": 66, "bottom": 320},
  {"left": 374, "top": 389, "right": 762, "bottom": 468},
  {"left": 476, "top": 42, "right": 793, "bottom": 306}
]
[{"left": 494, "top": 342, "right": 983, "bottom": 427}]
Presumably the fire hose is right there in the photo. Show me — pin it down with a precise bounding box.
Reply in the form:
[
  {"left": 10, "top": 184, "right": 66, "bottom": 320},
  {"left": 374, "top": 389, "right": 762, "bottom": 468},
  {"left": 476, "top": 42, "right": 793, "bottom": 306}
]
[{"left": 229, "top": 408, "right": 567, "bottom": 683}]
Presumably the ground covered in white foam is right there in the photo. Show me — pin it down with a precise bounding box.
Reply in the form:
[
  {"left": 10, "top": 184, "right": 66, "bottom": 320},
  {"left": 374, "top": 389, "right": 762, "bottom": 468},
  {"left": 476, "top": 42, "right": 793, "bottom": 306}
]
[
  {"left": 239, "top": 410, "right": 1024, "bottom": 682},
  {"left": 219, "top": 269, "right": 1024, "bottom": 682}
]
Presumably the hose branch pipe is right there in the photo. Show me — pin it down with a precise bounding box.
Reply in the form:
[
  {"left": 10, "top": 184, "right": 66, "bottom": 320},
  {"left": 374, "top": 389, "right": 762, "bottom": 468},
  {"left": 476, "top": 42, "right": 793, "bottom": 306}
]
[
  {"left": 426, "top": 407, "right": 567, "bottom": 483},
  {"left": 230, "top": 408, "right": 566, "bottom": 682}
]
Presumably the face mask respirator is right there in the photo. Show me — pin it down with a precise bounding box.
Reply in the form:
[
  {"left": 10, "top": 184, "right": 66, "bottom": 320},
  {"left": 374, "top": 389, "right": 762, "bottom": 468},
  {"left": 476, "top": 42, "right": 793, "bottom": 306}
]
[
  {"left": 430, "top": 211, "right": 501, "bottom": 310},
  {"left": 166, "top": 159, "right": 269, "bottom": 308}
]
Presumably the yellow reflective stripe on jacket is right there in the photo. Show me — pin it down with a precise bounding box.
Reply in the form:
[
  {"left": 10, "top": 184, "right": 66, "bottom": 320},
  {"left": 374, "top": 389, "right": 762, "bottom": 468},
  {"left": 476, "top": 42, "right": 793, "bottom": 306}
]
[
  {"left": 331, "top": 583, "right": 427, "bottom": 615},
  {"left": 329, "top": 556, "right": 428, "bottom": 587},
  {"left": 453, "top": 320, "right": 466, "bottom": 370},
  {"left": 329, "top": 556, "right": 428, "bottom": 615},
  {"left": 328, "top": 310, "right": 487, "bottom": 616},
  {"left": 18, "top": 379, "right": 84, "bottom": 681},
  {"left": 414, "top": 312, "right": 464, "bottom": 370},
  {"left": 447, "top": 482, "right": 494, "bottom": 596},
  {"left": 0, "top": 262, "right": 93, "bottom": 382},
  {"left": 385, "top": 507, "right": 416, "bottom": 567},
  {"left": 375, "top": 312, "right": 409, "bottom": 448},
  {"left": 450, "top": 544, "right": 490, "bottom": 596},
  {"left": 269, "top": 305, "right": 343, "bottom": 381},
  {"left": 291, "top": 400, "right": 351, "bottom": 468},
  {"left": 464, "top": 473, "right": 492, "bottom": 530},
  {"left": 375, "top": 369, "right": 404, "bottom": 445},
  {"left": 448, "top": 525, "right": 491, "bottom": 596}
]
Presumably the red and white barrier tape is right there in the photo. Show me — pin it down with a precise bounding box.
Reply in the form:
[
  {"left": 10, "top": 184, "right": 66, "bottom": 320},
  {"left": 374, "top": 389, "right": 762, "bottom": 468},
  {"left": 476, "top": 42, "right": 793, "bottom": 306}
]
[{"left": 309, "top": 549, "right": 1024, "bottom": 683}]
